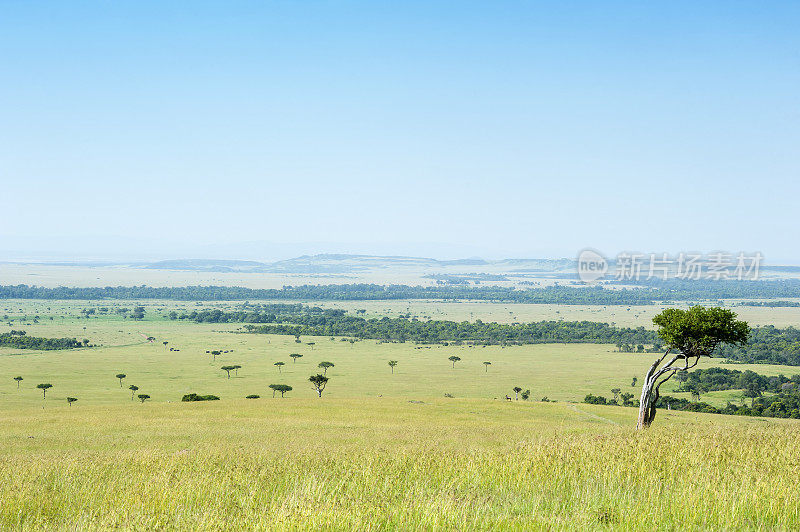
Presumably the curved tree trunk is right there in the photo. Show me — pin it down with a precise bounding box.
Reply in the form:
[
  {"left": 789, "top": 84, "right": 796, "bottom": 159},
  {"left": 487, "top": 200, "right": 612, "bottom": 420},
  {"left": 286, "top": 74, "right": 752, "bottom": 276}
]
[{"left": 637, "top": 348, "right": 702, "bottom": 429}]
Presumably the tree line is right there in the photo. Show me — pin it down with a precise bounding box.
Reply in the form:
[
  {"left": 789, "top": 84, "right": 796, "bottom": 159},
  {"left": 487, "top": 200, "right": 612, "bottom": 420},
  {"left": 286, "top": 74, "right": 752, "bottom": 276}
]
[
  {"left": 0, "top": 331, "right": 87, "bottom": 350},
  {"left": 169, "top": 306, "right": 343, "bottom": 323},
  {"left": 716, "top": 326, "right": 800, "bottom": 365},
  {"left": 237, "top": 314, "right": 661, "bottom": 346},
  {"left": 3, "top": 280, "right": 800, "bottom": 304},
  {"left": 674, "top": 367, "right": 800, "bottom": 396},
  {"left": 586, "top": 389, "right": 800, "bottom": 420}
]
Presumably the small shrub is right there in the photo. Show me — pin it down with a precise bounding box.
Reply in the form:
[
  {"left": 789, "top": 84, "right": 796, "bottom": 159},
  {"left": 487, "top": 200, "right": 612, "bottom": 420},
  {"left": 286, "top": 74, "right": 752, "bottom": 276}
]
[{"left": 182, "top": 393, "right": 220, "bottom": 402}]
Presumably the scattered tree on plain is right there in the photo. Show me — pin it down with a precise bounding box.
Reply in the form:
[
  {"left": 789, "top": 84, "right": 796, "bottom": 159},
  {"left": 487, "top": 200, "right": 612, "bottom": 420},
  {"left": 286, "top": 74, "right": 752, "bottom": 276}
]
[
  {"left": 513, "top": 386, "right": 522, "bottom": 400},
  {"left": 138, "top": 394, "right": 150, "bottom": 403},
  {"left": 221, "top": 365, "right": 236, "bottom": 379},
  {"left": 275, "top": 361, "right": 285, "bottom": 373},
  {"left": 129, "top": 384, "right": 139, "bottom": 400},
  {"left": 388, "top": 360, "right": 398, "bottom": 373},
  {"left": 67, "top": 397, "right": 77, "bottom": 407},
  {"left": 637, "top": 306, "right": 749, "bottom": 429},
  {"left": 115, "top": 373, "right": 126, "bottom": 387},
  {"left": 309, "top": 374, "right": 329, "bottom": 397},
  {"left": 483, "top": 361, "right": 491, "bottom": 372},
  {"left": 13, "top": 376, "right": 22, "bottom": 389},
  {"left": 269, "top": 384, "right": 293, "bottom": 397},
  {"left": 448, "top": 356, "right": 461, "bottom": 368},
  {"left": 318, "top": 361, "right": 334, "bottom": 375},
  {"left": 290, "top": 353, "right": 302, "bottom": 363},
  {"left": 36, "top": 383, "right": 52, "bottom": 399}
]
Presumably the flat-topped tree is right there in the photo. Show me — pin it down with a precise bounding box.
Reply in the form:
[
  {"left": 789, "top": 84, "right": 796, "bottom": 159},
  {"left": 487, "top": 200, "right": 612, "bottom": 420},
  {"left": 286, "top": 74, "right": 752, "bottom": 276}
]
[
  {"left": 307, "top": 342, "right": 315, "bottom": 350},
  {"left": 318, "top": 361, "right": 334, "bottom": 375},
  {"left": 13, "top": 376, "right": 22, "bottom": 389},
  {"left": 163, "top": 341, "right": 168, "bottom": 349},
  {"left": 289, "top": 353, "right": 302, "bottom": 363},
  {"left": 36, "top": 383, "right": 52, "bottom": 399},
  {"left": 309, "top": 374, "right": 329, "bottom": 397},
  {"left": 512, "top": 386, "right": 522, "bottom": 400},
  {"left": 129, "top": 384, "right": 139, "bottom": 400},
  {"left": 448, "top": 356, "right": 461, "bottom": 368},
  {"left": 137, "top": 394, "right": 150, "bottom": 404},
  {"left": 233, "top": 364, "right": 242, "bottom": 376},
  {"left": 221, "top": 365, "right": 236, "bottom": 379},
  {"left": 637, "top": 306, "right": 749, "bottom": 429},
  {"left": 67, "top": 397, "right": 77, "bottom": 407},
  {"left": 483, "top": 361, "right": 491, "bottom": 372},
  {"left": 115, "top": 373, "right": 126, "bottom": 387},
  {"left": 211, "top": 350, "right": 221, "bottom": 361},
  {"left": 388, "top": 360, "right": 398, "bottom": 374},
  {"left": 274, "top": 361, "right": 285, "bottom": 373},
  {"left": 269, "top": 384, "right": 293, "bottom": 398}
]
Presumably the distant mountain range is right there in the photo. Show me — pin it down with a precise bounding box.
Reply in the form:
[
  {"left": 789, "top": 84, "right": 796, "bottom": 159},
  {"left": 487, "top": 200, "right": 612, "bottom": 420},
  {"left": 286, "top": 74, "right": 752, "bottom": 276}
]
[{"left": 140, "top": 254, "right": 577, "bottom": 274}]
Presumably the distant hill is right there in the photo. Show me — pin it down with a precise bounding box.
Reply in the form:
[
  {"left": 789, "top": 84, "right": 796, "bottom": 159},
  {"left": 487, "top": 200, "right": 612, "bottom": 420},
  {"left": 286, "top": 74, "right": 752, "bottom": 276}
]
[
  {"left": 143, "top": 259, "right": 268, "bottom": 273},
  {"left": 139, "top": 254, "right": 575, "bottom": 274}
]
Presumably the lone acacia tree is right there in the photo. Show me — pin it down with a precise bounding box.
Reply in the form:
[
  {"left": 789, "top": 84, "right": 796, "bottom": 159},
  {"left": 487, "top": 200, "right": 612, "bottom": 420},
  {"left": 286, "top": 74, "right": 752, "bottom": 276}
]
[
  {"left": 129, "top": 384, "right": 139, "bottom": 400},
  {"left": 637, "top": 306, "right": 748, "bottom": 429},
  {"left": 318, "top": 361, "right": 334, "bottom": 375},
  {"left": 483, "top": 361, "right": 491, "bottom": 372},
  {"left": 67, "top": 397, "right": 78, "bottom": 407},
  {"left": 138, "top": 394, "right": 150, "bottom": 404},
  {"left": 275, "top": 361, "right": 285, "bottom": 373},
  {"left": 115, "top": 373, "right": 126, "bottom": 387},
  {"left": 512, "top": 386, "right": 522, "bottom": 400},
  {"left": 37, "top": 383, "right": 52, "bottom": 399},
  {"left": 269, "top": 384, "right": 293, "bottom": 397},
  {"left": 13, "top": 376, "right": 22, "bottom": 389},
  {"left": 448, "top": 356, "right": 461, "bottom": 368},
  {"left": 221, "top": 365, "right": 236, "bottom": 379},
  {"left": 388, "top": 360, "right": 398, "bottom": 374},
  {"left": 290, "top": 353, "right": 302, "bottom": 363},
  {"left": 309, "top": 374, "right": 329, "bottom": 397}
]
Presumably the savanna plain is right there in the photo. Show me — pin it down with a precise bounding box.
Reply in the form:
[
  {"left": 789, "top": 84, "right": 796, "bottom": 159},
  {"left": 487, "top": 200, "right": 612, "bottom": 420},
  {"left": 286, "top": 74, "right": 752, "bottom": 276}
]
[{"left": 1, "top": 284, "right": 799, "bottom": 530}]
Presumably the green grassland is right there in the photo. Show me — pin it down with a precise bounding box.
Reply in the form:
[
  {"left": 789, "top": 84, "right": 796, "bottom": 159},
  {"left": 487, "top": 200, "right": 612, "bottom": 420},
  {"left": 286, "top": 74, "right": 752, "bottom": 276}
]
[
  {"left": 2, "top": 298, "right": 800, "bottom": 529},
  {"left": 2, "top": 398, "right": 799, "bottom": 529},
  {"left": 1, "top": 302, "right": 798, "bottom": 408}
]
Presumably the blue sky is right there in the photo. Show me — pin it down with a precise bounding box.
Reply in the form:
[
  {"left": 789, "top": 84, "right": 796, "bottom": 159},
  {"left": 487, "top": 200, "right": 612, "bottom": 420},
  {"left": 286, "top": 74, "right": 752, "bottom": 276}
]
[{"left": 1, "top": 1, "right": 798, "bottom": 261}]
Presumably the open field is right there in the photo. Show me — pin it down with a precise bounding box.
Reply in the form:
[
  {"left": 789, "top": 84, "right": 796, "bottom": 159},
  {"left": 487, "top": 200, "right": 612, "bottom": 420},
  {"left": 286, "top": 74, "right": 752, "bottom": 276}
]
[
  {"left": 2, "top": 297, "right": 800, "bottom": 529},
  {"left": 1, "top": 398, "right": 799, "bottom": 529},
  {"left": 313, "top": 299, "right": 800, "bottom": 328},
  {"left": 0, "top": 263, "right": 570, "bottom": 289},
  {"left": 2, "top": 302, "right": 798, "bottom": 408}
]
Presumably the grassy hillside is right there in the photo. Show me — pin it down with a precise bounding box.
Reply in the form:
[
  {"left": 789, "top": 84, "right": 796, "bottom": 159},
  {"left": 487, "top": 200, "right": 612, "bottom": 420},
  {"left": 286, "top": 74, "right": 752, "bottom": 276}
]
[{"left": 1, "top": 398, "right": 798, "bottom": 529}]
